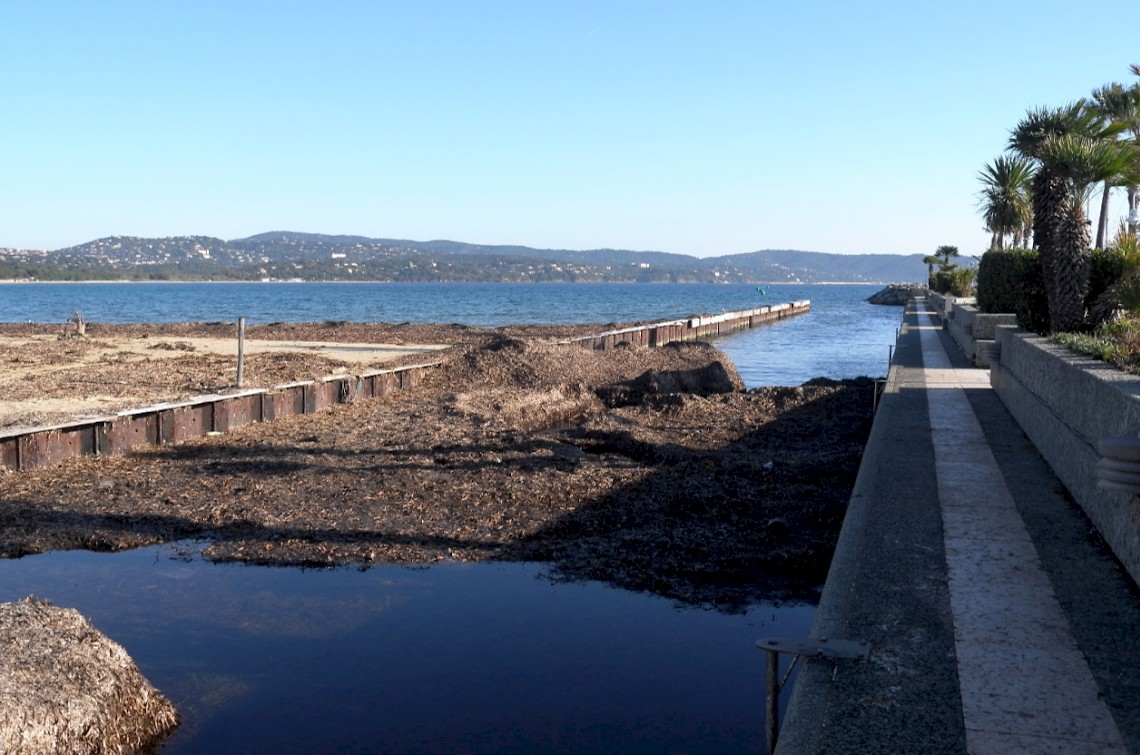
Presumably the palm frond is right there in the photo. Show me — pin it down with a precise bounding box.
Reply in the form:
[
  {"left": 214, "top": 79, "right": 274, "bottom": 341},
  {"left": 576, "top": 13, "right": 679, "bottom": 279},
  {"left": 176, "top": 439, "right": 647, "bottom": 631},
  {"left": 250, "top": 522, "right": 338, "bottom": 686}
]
[
  {"left": 1039, "top": 134, "right": 1138, "bottom": 200},
  {"left": 1008, "top": 101, "right": 1096, "bottom": 158}
]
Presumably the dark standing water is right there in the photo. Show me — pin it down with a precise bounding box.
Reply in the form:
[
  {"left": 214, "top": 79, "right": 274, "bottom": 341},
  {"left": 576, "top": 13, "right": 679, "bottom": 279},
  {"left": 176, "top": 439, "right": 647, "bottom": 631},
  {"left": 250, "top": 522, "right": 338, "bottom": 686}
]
[
  {"left": 2, "top": 547, "right": 814, "bottom": 754},
  {"left": 0, "top": 281, "right": 905, "bottom": 752}
]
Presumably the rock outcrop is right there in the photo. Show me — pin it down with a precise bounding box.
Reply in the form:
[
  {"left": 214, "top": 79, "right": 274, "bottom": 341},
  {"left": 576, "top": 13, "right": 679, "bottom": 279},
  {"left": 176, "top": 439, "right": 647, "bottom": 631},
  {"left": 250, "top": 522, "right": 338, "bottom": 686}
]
[{"left": 867, "top": 284, "right": 926, "bottom": 305}]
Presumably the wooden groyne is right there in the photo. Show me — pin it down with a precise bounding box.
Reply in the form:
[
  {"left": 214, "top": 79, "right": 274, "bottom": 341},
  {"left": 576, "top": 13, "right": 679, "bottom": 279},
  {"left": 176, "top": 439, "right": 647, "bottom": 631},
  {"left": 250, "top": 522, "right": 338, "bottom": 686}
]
[
  {"left": 562, "top": 300, "right": 811, "bottom": 350},
  {"left": 0, "top": 300, "right": 809, "bottom": 472},
  {"left": 0, "top": 362, "right": 438, "bottom": 472}
]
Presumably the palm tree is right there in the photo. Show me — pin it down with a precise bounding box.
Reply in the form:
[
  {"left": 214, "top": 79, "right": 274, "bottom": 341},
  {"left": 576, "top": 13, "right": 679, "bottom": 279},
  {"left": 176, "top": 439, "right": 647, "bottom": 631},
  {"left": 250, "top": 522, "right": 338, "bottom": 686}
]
[
  {"left": 923, "top": 246, "right": 960, "bottom": 292},
  {"left": 1088, "top": 82, "right": 1140, "bottom": 247},
  {"left": 1009, "top": 102, "right": 1127, "bottom": 332},
  {"left": 922, "top": 255, "right": 939, "bottom": 288},
  {"left": 1035, "top": 134, "right": 1135, "bottom": 331},
  {"left": 934, "top": 245, "right": 960, "bottom": 266},
  {"left": 977, "top": 156, "right": 1035, "bottom": 249}
]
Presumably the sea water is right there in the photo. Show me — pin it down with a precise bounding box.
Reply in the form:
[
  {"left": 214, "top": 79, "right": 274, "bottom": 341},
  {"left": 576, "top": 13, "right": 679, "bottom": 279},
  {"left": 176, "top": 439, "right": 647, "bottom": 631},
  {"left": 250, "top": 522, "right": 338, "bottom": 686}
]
[{"left": 0, "top": 281, "right": 904, "bottom": 751}]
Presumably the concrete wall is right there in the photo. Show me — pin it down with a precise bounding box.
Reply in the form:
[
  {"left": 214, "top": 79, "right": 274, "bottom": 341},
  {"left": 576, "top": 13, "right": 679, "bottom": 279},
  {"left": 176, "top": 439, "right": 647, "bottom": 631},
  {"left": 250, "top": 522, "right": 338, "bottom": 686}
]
[
  {"left": 927, "top": 294, "right": 1017, "bottom": 368},
  {"left": 991, "top": 327, "right": 1140, "bottom": 584},
  {"left": 925, "top": 291, "right": 967, "bottom": 321}
]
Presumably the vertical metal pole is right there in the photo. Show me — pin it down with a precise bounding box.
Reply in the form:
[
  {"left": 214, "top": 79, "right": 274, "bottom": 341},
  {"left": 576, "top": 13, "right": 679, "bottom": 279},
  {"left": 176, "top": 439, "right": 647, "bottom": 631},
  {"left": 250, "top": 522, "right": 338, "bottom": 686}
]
[
  {"left": 888, "top": 344, "right": 894, "bottom": 365},
  {"left": 237, "top": 317, "right": 246, "bottom": 388},
  {"left": 765, "top": 649, "right": 779, "bottom": 755}
]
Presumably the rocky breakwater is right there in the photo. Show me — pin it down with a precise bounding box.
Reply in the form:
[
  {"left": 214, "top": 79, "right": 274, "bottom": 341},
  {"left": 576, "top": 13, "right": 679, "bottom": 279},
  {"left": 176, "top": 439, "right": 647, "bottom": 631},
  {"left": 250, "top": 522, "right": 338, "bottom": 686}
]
[{"left": 867, "top": 283, "right": 926, "bottom": 305}]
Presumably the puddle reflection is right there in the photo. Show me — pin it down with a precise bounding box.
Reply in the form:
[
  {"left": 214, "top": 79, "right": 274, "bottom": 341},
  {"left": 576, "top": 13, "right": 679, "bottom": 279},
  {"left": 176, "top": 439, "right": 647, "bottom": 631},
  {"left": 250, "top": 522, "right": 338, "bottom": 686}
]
[{"left": 1, "top": 544, "right": 814, "bottom": 754}]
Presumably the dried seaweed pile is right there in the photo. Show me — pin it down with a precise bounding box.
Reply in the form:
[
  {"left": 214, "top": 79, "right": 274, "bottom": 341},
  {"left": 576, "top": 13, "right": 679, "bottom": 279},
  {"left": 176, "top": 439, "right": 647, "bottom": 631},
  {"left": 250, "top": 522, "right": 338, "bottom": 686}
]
[
  {"left": 0, "top": 321, "right": 607, "bottom": 429},
  {"left": 0, "top": 336, "right": 875, "bottom": 611},
  {"left": 1, "top": 343, "right": 358, "bottom": 429},
  {"left": 0, "top": 597, "right": 179, "bottom": 754}
]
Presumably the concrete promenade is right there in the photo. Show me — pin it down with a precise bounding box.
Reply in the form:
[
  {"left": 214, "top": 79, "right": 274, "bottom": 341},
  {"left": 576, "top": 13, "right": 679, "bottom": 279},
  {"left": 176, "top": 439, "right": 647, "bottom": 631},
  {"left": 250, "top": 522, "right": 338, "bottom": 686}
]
[{"left": 777, "top": 300, "right": 1140, "bottom": 754}]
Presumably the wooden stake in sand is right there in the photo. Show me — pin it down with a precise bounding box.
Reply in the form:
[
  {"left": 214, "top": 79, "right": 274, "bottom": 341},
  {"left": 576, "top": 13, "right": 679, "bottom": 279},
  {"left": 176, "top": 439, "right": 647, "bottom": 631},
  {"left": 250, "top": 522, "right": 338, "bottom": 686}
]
[{"left": 237, "top": 316, "right": 246, "bottom": 388}]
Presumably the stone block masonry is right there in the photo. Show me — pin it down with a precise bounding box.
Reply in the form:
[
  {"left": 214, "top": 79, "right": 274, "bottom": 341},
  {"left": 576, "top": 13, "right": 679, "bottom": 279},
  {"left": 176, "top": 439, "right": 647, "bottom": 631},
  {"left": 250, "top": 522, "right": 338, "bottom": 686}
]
[{"left": 991, "top": 326, "right": 1140, "bottom": 586}]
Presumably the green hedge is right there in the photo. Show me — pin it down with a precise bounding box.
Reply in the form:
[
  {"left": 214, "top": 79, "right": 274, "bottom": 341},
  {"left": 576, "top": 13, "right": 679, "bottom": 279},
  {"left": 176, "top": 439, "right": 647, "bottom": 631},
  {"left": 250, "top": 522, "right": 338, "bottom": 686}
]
[
  {"left": 930, "top": 267, "right": 975, "bottom": 296},
  {"left": 976, "top": 247, "right": 1124, "bottom": 333}
]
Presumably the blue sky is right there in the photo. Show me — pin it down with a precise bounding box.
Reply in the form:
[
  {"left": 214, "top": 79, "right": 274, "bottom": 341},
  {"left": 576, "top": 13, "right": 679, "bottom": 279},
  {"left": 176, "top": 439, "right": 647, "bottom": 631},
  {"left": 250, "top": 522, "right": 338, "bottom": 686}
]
[{"left": 3, "top": 1, "right": 1139, "bottom": 257}]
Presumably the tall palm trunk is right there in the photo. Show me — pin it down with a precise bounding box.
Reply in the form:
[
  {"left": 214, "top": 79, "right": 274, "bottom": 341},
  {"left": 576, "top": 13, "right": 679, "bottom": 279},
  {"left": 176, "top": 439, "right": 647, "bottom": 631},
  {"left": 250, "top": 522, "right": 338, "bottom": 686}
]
[
  {"left": 1096, "top": 180, "right": 1111, "bottom": 248},
  {"left": 1050, "top": 202, "right": 1092, "bottom": 332},
  {"left": 1033, "top": 168, "right": 1074, "bottom": 331}
]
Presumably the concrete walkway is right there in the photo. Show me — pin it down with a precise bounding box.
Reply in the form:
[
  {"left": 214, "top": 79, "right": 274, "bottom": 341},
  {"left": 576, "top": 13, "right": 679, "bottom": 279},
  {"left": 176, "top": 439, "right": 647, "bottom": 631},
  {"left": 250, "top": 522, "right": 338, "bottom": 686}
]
[{"left": 777, "top": 300, "right": 1140, "bottom": 754}]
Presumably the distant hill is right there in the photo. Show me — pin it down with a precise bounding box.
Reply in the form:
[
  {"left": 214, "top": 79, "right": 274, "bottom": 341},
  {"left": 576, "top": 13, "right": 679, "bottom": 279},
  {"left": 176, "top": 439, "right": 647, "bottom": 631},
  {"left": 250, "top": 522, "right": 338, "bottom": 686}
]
[{"left": 0, "top": 232, "right": 927, "bottom": 284}]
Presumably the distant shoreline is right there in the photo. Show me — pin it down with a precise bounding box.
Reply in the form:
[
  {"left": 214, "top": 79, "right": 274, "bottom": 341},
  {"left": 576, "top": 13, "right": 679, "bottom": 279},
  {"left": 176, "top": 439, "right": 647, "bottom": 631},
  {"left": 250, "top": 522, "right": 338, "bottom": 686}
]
[{"left": 0, "top": 279, "right": 901, "bottom": 286}]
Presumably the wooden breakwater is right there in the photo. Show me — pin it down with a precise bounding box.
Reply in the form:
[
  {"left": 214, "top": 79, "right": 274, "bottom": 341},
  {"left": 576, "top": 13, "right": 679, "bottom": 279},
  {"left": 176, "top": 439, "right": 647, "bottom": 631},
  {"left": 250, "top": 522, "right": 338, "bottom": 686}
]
[
  {"left": 0, "top": 362, "right": 438, "bottom": 472},
  {"left": 561, "top": 300, "right": 811, "bottom": 350},
  {"left": 0, "top": 300, "right": 809, "bottom": 472}
]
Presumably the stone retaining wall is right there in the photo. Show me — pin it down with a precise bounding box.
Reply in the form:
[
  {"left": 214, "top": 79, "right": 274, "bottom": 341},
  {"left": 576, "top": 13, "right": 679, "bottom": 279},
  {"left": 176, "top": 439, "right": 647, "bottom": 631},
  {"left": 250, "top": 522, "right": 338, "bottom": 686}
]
[
  {"left": 926, "top": 293, "right": 1017, "bottom": 368},
  {"left": 991, "top": 327, "right": 1140, "bottom": 585}
]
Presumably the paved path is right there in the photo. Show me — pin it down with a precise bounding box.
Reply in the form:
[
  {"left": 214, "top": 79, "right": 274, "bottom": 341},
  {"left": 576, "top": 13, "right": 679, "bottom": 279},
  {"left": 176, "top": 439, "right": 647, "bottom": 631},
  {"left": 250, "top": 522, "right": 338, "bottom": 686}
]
[
  {"left": 778, "top": 300, "right": 1140, "bottom": 754},
  {"left": 919, "top": 308, "right": 1126, "bottom": 753}
]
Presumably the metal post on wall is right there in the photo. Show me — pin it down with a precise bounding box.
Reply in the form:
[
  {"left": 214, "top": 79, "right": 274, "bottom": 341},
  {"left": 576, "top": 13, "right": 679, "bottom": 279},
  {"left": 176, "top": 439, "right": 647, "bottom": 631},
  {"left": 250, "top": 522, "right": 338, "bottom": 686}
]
[{"left": 756, "top": 637, "right": 870, "bottom": 754}]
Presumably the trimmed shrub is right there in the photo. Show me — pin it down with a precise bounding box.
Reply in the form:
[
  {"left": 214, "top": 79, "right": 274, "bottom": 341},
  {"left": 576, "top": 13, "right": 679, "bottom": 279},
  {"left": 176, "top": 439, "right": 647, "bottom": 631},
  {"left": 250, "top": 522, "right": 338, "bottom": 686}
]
[
  {"left": 930, "top": 270, "right": 952, "bottom": 294},
  {"left": 977, "top": 249, "right": 1046, "bottom": 331},
  {"left": 931, "top": 268, "right": 973, "bottom": 295},
  {"left": 977, "top": 247, "right": 1126, "bottom": 333},
  {"left": 977, "top": 249, "right": 1031, "bottom": 314}
]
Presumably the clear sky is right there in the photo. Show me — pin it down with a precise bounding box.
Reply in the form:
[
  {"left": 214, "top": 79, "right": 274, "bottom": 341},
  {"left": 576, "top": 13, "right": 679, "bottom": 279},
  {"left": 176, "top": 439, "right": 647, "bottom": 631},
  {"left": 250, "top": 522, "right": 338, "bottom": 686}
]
[{"left": 3, "top": 1, "right": 1139, "bottom": 257}]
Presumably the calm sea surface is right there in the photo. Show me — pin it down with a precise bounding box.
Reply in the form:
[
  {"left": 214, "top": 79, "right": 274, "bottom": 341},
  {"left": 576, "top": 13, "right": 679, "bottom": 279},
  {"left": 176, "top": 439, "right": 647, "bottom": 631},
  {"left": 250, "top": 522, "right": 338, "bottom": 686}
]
[{"left": 0, "top": 282, "right": 903, "bottom": 752}]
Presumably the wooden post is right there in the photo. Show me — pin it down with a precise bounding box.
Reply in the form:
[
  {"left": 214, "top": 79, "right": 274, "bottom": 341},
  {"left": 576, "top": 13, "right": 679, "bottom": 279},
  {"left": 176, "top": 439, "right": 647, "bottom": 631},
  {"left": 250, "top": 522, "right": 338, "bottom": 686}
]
[
  {"left": 236, "top": 317, "right": 246, "bottom": 388},
  {"left": 765, "top": 648, "right": 779, "bottom": 754}
]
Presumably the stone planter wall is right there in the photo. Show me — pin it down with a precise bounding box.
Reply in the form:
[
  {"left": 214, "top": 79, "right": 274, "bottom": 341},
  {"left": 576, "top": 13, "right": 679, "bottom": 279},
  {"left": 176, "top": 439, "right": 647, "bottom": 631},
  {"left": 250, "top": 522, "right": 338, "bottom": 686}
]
[
  {"left": 991, "top": 327, "right": 1140, "bottom": 584},
  {"left": 926, "top": 293, "right": 1017, "bottom": 368},
  {"left": 946, "top": 303, "right": 1017, "bottom": 368}
]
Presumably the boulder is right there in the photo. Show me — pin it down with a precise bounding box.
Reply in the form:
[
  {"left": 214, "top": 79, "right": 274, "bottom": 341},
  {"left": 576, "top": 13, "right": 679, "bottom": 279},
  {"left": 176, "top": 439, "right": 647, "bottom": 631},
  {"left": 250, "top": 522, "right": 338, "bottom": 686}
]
[{"left": 867, "top": 284, "right": 926, "bottom": 305}]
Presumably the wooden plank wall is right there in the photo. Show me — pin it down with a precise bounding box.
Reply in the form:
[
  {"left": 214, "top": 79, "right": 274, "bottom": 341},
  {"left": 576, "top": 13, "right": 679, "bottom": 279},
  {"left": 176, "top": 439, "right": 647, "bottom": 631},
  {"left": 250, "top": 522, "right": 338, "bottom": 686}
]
[
  {"left": 0, "top": 363, "right": 440, "bottom": 472},
  {"left": 561, "top": 300, "right": 811, "bottom": 351}
]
